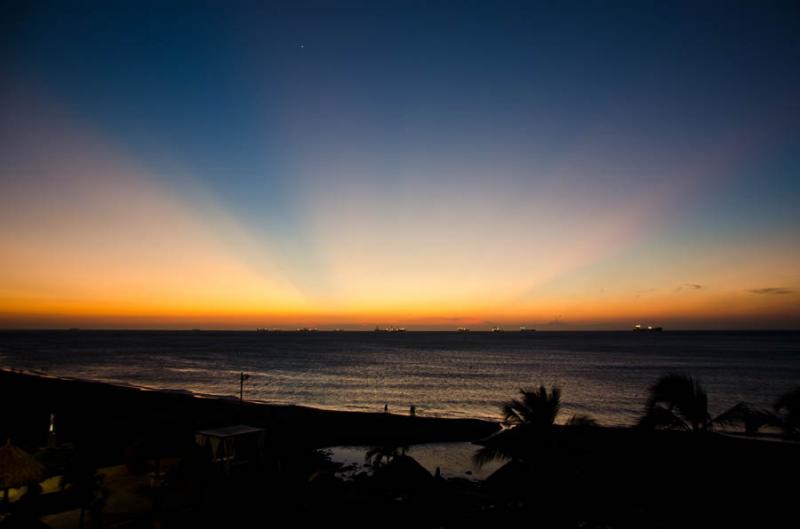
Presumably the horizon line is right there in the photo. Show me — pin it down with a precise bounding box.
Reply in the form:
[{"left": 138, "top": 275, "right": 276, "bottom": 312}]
[{"left": 1, "top": 327, "right": 798, "bottom": 333}]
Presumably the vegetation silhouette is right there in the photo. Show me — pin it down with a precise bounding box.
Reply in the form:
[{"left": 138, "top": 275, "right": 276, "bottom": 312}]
[
  {"left": 637, "top": 374, "right": 711, "bottom": 432},
  {"left": 638, "top": 374, "right": 799, "bottom": 438},
  {"left": 364, "top": 444, "right": 408, "bottom": 470},
  {"left": 565, "top": 414, "right": 598, "bottom": 427},
  {"left": 473, "top": 385, "right": 559, "bottom": 467},
  {"left": 774, "top": 387, "right": 800, "bottom": 438},
  {"left": 473, "top": 385, "right": 595, "bottom": 467},
  {"left": 502, "top": 385, "right": 561, "bottom": 428}
]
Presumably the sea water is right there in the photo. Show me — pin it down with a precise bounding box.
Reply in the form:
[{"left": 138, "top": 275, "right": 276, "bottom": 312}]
[{"left": 1, "top": 330, "right": 798, "bottom": 427}]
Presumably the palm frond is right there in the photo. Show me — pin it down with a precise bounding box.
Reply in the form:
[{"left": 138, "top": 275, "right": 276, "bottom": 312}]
[
  {"left": 502, "top": 385, "right": 561, "bottom": 428},
  {"left": 478, "top": 384, "right": 563, "bottom": 467},
  {"left": 774, "top": 387, "right": 800, "bottom": 436},
  {"left": 643, "top": 374, "right": 710, "bottom": 432},
  {"left": 365, "top": 444, "right": 408, "bottom": 468},
  {"left": 566, "top": 414, "right": 598, "bottom": 427},
  {"left": 472, "top": 444, "right": 510, "bottom": 467},
  {"left": 637, "top": 405, "right": 689, "bottom": 431},
  {"left": 774, "top": 387, "right": 800, "bottom": 413},
  {"left": 502, "top": 399, "right": 525, "bottom": 426}
]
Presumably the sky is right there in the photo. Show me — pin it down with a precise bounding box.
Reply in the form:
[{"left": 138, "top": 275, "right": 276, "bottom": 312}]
[{"left": 1, "top": 0, "right": 798, "bottom": 330}]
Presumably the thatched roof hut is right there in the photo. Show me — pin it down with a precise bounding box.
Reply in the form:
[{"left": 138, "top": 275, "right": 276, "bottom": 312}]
[
  {"left": 0, "top": 440, "right": 46, "bottom": 497},
  {"left": 373, "top": 454, "right": 433, "bottom": 493}
]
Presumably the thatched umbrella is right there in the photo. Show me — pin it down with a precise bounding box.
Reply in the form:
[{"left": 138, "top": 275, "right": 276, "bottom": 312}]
[
  {"left": 0, "top": 440, "right": 46, "bottom": 501},
  {"left": 373, "top": 454, "right": 433, "bottom": 493}
]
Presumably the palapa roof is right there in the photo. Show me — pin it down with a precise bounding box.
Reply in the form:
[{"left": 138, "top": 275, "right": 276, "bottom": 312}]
[
  {"left": 195, "top": 425, "right": 265, "bottom": 439},
  {"left": 0, "top": 440, "right": 46, "bottom": 489}
]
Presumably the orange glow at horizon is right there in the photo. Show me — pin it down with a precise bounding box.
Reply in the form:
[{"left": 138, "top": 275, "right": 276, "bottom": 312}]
[{"left": 1, "top": 90, "right": 798, "bottom": 330}]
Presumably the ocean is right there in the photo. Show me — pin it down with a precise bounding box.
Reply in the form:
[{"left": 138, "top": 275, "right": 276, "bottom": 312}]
[
  {"left": 1, "top": 330, "right": 798, "bottom": 427},
  {"left": 0, "top": 331, "right": 800, "bottom": 426}
]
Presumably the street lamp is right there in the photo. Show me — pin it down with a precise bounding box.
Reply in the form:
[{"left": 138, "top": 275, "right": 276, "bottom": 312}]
[{"left": 239, "top": 372, "right": 251, "bottom": 405}]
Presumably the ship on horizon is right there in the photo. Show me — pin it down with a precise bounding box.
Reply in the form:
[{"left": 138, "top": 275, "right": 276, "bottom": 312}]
[{"left": 633, "top": 324, "right": 663, "bottom": 332}]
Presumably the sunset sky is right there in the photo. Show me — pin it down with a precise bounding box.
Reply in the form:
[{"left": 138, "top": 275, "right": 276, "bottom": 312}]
[{"left": 1, "top": 1, "right": 798, "bottom": 330}]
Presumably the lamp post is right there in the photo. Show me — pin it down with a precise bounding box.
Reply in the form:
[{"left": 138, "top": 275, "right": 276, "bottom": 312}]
[
  {"left": 47, "top": 413, "right": 56, "bottom": 448},
  {"left": 239, "top": 372, "right": 250, "bottom": 405}
]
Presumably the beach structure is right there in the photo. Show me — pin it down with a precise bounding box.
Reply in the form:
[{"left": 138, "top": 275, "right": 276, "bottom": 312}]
[
  {"left": 195, "top": 425, "right": 266, "bottom": 474},
  {"left": 0, "top": 440, "right": 46, "bottom": 502}
]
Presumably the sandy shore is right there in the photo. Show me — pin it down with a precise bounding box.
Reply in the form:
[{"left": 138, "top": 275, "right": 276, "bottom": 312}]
[
  {"left": 0, "top": 368, "right": 499, "bottom": 464},
  {"left": 2, "top": 368, "right": 799, "bottom": 528}
]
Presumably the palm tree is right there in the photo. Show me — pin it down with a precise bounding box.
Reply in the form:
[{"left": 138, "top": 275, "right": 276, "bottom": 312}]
[
  {"left": 638, "top": 374, "right": 711, "bottom": 432},
  {"left": 502, "top": 385, "right": 562, "bottom": 429},
  {"left": 365, "top": 444, "right": 407, "bottom": 470},
  {"left": 566, "top": 414, "right": 598, "bottom": 427},
  {"left": 774, "top": 387, "right": 800, "bottom": 438},
  {"left": 474, "top": 385, "right": 562, "bottom": 466}
]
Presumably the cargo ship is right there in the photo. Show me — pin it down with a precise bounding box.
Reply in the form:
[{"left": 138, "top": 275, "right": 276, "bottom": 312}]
[{"left": 633, "top": 324, "right": 663, "bottom": 332}]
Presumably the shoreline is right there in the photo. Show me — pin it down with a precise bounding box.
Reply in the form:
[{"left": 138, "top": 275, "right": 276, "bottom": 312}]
[
  {"left": 3, "top": 329, "right": 796, "bottom": 430},
  {"left": 3, "top": 366, "right": 794, "bottom": 460},
  {"left": 3, "top": 368, "right": 798, "bottom": 528},
  {"left": 2, "top": 366, "right": 794, "bottom": 443},
  {"left": 0, "top": 368, "right": 500, "bottom": 464}
]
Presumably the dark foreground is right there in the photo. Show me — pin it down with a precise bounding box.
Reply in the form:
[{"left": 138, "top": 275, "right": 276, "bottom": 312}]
[{"left": 1, "top": 369, "right": 798, "bottom": 529}]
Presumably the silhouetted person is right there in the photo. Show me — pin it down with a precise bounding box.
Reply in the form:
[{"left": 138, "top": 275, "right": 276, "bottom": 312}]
[
  {"left": 410, "top": 405, "right": 416, "bottom": 417},
  {"left": 384, "top": 403, "right": 388, "bottom": 413}
]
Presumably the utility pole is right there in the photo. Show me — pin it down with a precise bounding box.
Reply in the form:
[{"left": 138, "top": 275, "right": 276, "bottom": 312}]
[{"left": 239, "top": 372, "right": 250, "bottom": 405}]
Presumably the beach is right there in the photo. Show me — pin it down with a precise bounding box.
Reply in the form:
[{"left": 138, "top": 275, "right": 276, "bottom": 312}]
[
  {"left": 0, "top": 369, "right": 498, "bottom": 462},
  {"left": 4, "top": 2, "right": 799, "bottom": 527},
  {"left": 2, "top": 367, "right": 798, "bottom": 528}
]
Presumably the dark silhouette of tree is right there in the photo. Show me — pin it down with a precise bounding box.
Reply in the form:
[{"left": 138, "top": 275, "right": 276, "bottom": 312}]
[
  {"left": 502, "top": 385, "right": 561, "bottom": 428},
  {"left": 638, "top": 374, "right": 711, "bottom": 432},
  {"left": 474, "top": 385, "right": 564, "bottom": 466},
  {"left": 566, "top": 414, "right": 598, "bottom": 427},
  {"left": 365, "top": 444, "right": 407, "bottom": 470},
  {"left": 774, "top": 387, "right": 800, "bottom": 438}
]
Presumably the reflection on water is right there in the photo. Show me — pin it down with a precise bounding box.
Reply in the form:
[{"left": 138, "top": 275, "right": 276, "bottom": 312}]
[
  {"left": 328, "top": 442, "right": 503, "bottom": 481},
  {"left": 1, "top": 330, "right": 798, "bottom": 426}
]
